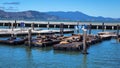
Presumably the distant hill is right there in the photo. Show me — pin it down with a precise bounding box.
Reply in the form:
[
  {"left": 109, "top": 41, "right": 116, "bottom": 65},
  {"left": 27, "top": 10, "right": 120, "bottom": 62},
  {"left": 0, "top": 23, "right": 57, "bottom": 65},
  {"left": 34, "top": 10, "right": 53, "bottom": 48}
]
[
  {"left": 46, "top": 11, "right": 120, "bottom": 22},
  {"left": 0, "top": 10, "right": 61, "bottom": 20},
  {"left": 0, "top": 10, "right": 120, "bottom": 22}
]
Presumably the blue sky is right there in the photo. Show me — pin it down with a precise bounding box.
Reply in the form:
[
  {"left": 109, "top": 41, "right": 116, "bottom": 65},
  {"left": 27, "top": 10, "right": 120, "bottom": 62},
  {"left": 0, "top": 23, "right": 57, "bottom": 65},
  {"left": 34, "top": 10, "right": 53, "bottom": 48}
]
[{"left": 0, "top": 0, "right": 120, "bottom": 18}]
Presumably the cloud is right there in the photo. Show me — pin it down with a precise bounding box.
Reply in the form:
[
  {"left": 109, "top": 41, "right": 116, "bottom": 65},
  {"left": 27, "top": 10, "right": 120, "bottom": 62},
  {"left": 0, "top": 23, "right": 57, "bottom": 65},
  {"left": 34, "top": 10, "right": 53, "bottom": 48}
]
[
  {"left": 0, "top": 6, "right": 18, "bottom": 11},
  {"left": 3, "top": 2, "right": 20, "bottom": 5},
  {"left": 5, "top": 7, "right": 18, "bottom": 11}
]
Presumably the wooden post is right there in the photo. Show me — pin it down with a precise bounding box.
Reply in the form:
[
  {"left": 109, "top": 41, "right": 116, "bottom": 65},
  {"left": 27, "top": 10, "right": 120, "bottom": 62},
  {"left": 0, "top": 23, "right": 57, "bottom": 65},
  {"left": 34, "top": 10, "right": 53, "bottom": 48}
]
[
  {"left": 89, "top": 23, "right": 92, "bottom": 34},
  {"left": 82, "top": 29, "right": 88, "bottom": 54},
  {"left": 104, "top": 26, "right": 106, "bottom": 30},
  {"left": 24, "top": 23, "right": 25, "bottom": 27},
  {"left": 8, "top": 22, "right": 11, "bottom": 29},
  {"left": 14, "top": 20, "right": 17, "bottom": 28},
  {"left": 112, "top": 26, "right": 114, "bottom": 30},
  {"left": 47, "top": 22, "right": 50, "bottom": 30},
  {"left": 54, "top": 25, "right": 56, "bottom": 28},
  {"left": 102, "top": 23, "right": 104, "bottom": 32},
  {"left": 97, "top": 26, "right": 99, "bottom": 29},
  {"left": 117, "top": 24, "right": 119, "bottom": 38},
  {"left": 3, "top": 23, "right": 5, "bottom": 26},
  {"left": 11, "top": 33, "right": 14, "bottom": 38},
  {"left": 68, "top": 25, "right": 70, "bottom": 29},
  {"left": 38, "top": 24, "right": 39, "bottom": 27},
  {"left": 77, "top": 22, "right": 79, "bottom": 34},
  {"left": 11, "top": 23, "right": 14, "bottom": 31},
  {"left": 60, "top": 23, "right": 64, "bottom": 36},
  {"left": 28, "top": 29, "right": 32, "bottom": 47},
  {"left": 32, "top": 23, "right": 34, "bottom": 30},
  {"left": 17, "top": 23, "right": 18, "bottom": 27}
]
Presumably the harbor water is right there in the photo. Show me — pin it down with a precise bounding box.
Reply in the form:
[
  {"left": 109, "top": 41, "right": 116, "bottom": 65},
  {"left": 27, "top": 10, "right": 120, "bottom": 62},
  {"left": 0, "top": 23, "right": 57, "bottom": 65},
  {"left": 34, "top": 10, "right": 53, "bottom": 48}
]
[{"left": 0, "top": 27, "right": 120, "bottom": 68}]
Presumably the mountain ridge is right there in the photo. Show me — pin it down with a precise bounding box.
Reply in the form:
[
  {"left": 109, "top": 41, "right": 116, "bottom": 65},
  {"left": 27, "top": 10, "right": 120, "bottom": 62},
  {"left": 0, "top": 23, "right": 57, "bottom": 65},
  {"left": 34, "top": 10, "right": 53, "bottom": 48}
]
[
  {"left": 0, "top": 10, "right": 120, "bottom": 22},
  {"left": 46, "top": 11, "right": 120, "bottom": 22}
]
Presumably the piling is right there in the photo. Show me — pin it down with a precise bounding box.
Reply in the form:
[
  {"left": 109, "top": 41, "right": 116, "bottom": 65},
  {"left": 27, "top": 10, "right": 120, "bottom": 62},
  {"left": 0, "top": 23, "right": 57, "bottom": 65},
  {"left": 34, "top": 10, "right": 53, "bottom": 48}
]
[
  {"left": 11, "top": 23, "right": 14, "bottom": 31},
  {"left": 47, "top": 22, "right": 50, "bottom": 30},
  {"left": 68, "top": 25, "right": 70, "bottom": 29},
  {"left": 89, "top": 23, "right": 92, "bottom": 34},
  {"left": 3, "top": 23, "right": 5, "bottom": 27},
  {"left": 82, "top": 29, "right": 88, "bottom": 54},
  {"left": 14, "top": 20, "right": 17, "bottom": 28},
  {"left": 102, "top": 23, "right": 104, "bottom": 32},
  {"left": 54, "top": 25, "right": 56, "bottom": 28},
  {"left": 117, "top": 24, "right": 119, "bottom": 38},
  {"left": 11, "top": 33, "right": 14, "bottom": 38},
  {"left": 60, "top": 23, "right": 64, "bottom": 36},
  {"left": 32, "top": 23, "right": 34, "bottom": 30},
  {"left": 28, "top": 29, "right": 32, "bottom": 47},
  {"left": 77, "top": 22, "right": 79, "bottom": 33},
  {"left": 8, "top": 22, "right": 11, "bottom": 29},
  {"left": 97, "top": 26, "right": 99, "bottom": 29},
  {"left": 38, "top": 24, "right": 39, "bottom": 27},
  {"left": 112, "top": 26, "right": 114, "bottom": 30}
]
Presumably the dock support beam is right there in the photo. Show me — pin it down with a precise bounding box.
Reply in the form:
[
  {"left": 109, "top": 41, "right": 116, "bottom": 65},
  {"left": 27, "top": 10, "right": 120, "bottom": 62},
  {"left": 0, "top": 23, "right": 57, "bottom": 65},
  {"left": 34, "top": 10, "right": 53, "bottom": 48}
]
[
  {"left": 102, "top": 23, "right": 104, "bottom": 32},
  {"left": 11, "top": 23, "right": 14, "bottom": 31},
  {"left": 38, "top": 24, "right": 39, "bottom": 27},
  {"left": 60, "top": 23, "right": 64, "bottom": 36},
  {"left": 14, "top": 20, "right": 17, "bottom": 28},
  {"left": 68, "top": 25, "right": 70, "bottom": 29},
  {"left": 112, "top": 26, "right": 114, "bottom": 30},
  {"left": 24, "top": 23, "right": 25, "bottom": 27},
  {"left": 77, "top": 22, "right": 79, "bottom": 34},
  {"left": 89, "top": 24, "right": 92, "bottom": 34},
  {"left": 31, "top": 23, "right": 34, "bottom": 30},
  {"left": 3, "top": 23, "right": 5, "bottom": 27},
  {"left": 17, "top": 23, "right": 18, "bottom": 27},
  {"left": 28, "top": 29, "right": 32, "bottom": 47},
  {"left": 97, "top": 26, "right": 99, "bottom": 29},
  {"left": 82, "top": 29, "right": 88, "bottom": 54},
  {"left": 8, "top": 22, "right": 11, "bottom": 29},
  {"left": 47, "top": 22, "right": 50, "bottom": 30},
  {"left": 117, "top": 24, "right": 119, "bottom": 38},
  {"left": 54, "top": 25, "right": 56, "bottom": 28},
  {"left": 104, "top": 26, "right": 106, "bottom": 30}
]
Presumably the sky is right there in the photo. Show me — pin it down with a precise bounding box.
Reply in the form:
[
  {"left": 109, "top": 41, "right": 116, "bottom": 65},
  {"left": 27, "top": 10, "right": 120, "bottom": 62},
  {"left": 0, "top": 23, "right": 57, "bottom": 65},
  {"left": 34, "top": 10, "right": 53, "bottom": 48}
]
[{"left": 0, "top": 0, "right": 120, "bottom": 18}]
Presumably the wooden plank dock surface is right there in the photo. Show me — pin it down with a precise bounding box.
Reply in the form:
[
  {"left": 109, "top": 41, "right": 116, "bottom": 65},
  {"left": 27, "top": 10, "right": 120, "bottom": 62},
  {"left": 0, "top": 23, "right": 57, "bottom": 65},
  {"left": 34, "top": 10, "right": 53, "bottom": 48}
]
[{"left": 0, "top": 28, "right": 74, "bottom": 37}]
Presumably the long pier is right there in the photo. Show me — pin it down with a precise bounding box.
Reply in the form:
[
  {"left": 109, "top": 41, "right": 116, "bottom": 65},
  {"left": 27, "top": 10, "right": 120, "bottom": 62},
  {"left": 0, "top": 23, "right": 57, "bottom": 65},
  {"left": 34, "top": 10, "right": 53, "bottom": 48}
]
[{"left": 0, "top": 20, "right": 120, "bottom": 30}]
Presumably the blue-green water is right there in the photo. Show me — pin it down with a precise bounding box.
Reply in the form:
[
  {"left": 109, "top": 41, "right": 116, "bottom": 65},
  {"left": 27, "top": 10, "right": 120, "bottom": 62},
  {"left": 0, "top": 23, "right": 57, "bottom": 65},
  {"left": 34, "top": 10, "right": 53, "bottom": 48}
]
[{"left": 0, "top": 28, "right": 120, "bottom": 68}]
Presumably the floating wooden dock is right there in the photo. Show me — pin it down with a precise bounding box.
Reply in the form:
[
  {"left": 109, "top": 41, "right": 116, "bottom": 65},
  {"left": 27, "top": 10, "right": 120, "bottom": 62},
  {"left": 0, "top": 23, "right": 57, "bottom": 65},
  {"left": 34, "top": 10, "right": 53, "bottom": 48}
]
[
  {"left": 53, "top": 34, "right": 101, "bottom": 51},
  {"left": 53, "top": 32, "right": 115, "bottom": 51},
  {"left": 0, "top": 29, "right": 74, "bottom": 37},
  {"left": 53, "top": 42, "right": 83, "bottom": 51},
  {"left": 25, "top": 39, "right": 60, "bottom": 47},
  {"left": 0, "top": 37, "right": 27, "bottom": 45}
]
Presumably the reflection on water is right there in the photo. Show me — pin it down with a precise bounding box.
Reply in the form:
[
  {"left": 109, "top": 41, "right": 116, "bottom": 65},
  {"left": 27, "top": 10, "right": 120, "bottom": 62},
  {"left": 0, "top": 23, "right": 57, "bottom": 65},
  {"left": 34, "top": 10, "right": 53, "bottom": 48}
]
[
  {"left": 53, "top": 50, "right": 81, "bottom": 56},
  {"left": 82, "top": 55, "right": 87, "bottom": 68},
  {"left": 0, "top": 29, "right": 120, "bottom": 68}
]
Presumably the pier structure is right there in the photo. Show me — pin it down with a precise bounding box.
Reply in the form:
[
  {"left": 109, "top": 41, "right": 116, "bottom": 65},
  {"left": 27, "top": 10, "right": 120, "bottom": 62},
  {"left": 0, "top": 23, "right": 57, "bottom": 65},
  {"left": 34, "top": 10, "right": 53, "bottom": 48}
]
[{"left": 0, "top": 20, "right": 119, "bottom": 30}]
